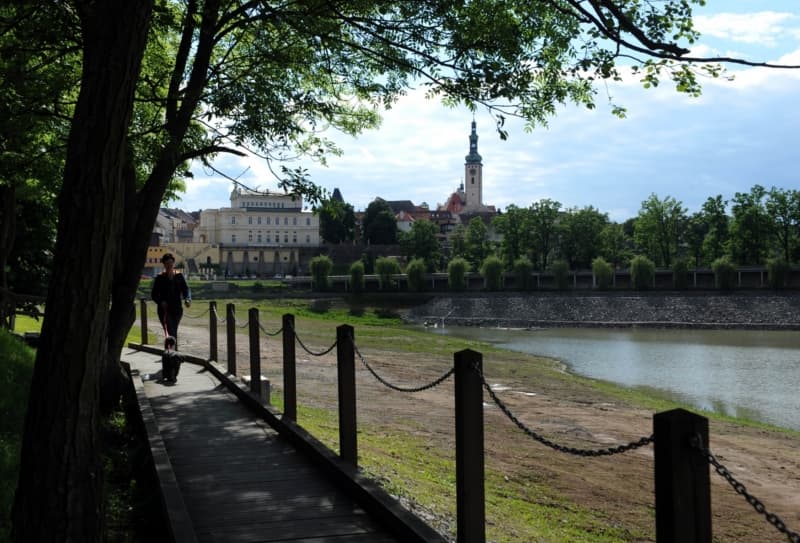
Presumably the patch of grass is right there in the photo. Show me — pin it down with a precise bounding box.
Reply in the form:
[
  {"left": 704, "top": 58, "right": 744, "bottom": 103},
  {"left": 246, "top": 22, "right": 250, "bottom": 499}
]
[
  {"left": 0, "top": 329, "right": 35, "bottom": 540},
  {"left": 9, "top": 314, "right": 43, "bottom": 334}
]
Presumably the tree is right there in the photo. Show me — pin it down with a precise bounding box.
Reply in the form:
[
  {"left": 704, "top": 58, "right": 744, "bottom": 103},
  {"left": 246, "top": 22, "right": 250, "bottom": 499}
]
[
  {"left": 318, "top": 198, "right": 356, "bottom": 244},
  {"left": 729, "top": 185, "right": 771, "bottom": 265},
  {"left": 0, "top": 2, "right": 77, "bottom": 313},
  {"left": 399, "top": 219, "right": 441, "bottom": 271},
  {"left": 699, "top": 195, "right": 729, "bottom": 265},
  {"left": 557, "top": 206, "right": 608, "bottom": 269},
  {"left": 12, "top": 0, "right": 794, "bottom": 539},
  {"left": 633, "top": 194, "right": 687, "bottom": 267},
  {"left": 529, "top": 199, "right": 561, "bottom": 270},
  {"left": 492, "top": 204, "right": 532, "bottom": 268},
  {"left": 362, "top": 199, "right": 398, "bottom": 245},
  {"left": 765, "top": 187, "right": 800, "bottom": 263},
  {"left": 598, "top": 222, "right": 631, "bottom": 269},
  {"left": 480, "top": 255, "right": 504, "bottom": 290},
  {"left": 464, "top": 217, "right": 492, "bottom": 271},
  {"left": 449, "top": 223, "right": 467, "bottom": 260}
]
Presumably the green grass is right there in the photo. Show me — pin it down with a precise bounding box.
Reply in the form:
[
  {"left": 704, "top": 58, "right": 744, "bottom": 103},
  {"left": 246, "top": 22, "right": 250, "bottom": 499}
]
[{"left": 0, "top": 329, "right": 35, "bottom": 541}]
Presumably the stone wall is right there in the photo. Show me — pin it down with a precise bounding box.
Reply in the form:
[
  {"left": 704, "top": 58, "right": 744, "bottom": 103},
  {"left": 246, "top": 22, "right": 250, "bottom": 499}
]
[{"left": 405, "top": 292, "right": 800, "bottom": 330}]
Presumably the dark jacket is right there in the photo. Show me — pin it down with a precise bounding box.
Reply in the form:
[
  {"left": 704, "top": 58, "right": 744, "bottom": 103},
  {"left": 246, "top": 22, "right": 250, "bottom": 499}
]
[{"left": 151, "top": 272, "right": 190, "bottom": 316}]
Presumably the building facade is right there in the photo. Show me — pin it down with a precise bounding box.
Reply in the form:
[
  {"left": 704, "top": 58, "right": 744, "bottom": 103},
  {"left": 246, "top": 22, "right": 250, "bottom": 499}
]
[{"left": 189, "top": 186, "right": 320, "bottom": 277}]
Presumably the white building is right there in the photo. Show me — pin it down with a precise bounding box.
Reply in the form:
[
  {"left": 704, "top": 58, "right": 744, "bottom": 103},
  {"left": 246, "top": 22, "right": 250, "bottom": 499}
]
[{"left": 193, "top": 186, "right": 320, "bottom": 276}]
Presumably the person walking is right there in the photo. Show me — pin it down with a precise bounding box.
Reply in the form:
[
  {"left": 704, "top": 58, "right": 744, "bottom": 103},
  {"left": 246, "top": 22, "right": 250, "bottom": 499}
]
[{"left": 151, "top": 253, "right": 191, "bottom": 346}]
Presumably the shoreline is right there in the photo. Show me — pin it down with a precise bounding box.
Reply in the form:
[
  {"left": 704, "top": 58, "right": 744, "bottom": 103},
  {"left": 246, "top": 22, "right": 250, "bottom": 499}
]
[{"left": 404, "top": 291, "right": 800, "bottom": 330}]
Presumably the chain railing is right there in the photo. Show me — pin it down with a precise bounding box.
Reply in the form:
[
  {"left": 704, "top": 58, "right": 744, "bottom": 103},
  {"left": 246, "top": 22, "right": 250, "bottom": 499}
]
[
  {"left": 353, "top": 339, "right": 455, "bottom": 393},
  {"left": 479, "top": 369, "right": 654, "bottom": 456},
  {"left": 137, "top": 299, "right": 798, "bottom": 543},
  {"left": 692, "top": 435, "right": 800, "bottom": 543},
  {"left": 287, "top": 322, "right": 338, "bottom": 357}
]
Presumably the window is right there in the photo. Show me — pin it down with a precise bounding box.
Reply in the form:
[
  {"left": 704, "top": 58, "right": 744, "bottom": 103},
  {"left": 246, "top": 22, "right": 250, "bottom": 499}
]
[
  {"left": 305, "top": 234, "right": 311, "bottom": 243},
  {"left": 231, "top": 216, "right": 236, "bottom": 225},
  {"left": 292, "top": 232, "right": 297, "bottom": 243},
  {"left": 257, "top": 234, "right": 262, "bottom": 243},
  {"left": 248, "top": 232, "right": 253, "bottom": 241},
  {"left": 257, "top": 216, "right": 262, "bottom": 225},
  {"left": 266, "top": 217, "right": 271, "bottom": 225},
  {"left": 292, "top": 217, "right": 297, "bottom": 226},
  {"left": 248, "top": 216, "right": 253, "bottom": 225},
  {"left": 284, "top": 217, "right": 288, "bottom": 225},
  {"left": 306, "top": 217, "right": 311, "bottom": 226},
  {"left": 284, "top": 233, "right": 289, "bottom": 243},
  {"left": 231, "top": 234, "right": 237, "bottom": 243}
]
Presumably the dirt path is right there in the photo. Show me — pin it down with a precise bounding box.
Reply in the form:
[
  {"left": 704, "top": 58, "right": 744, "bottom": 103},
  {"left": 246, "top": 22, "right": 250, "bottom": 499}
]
[{"left": 171, "top": 316, "right": 800, "bottom": 543}]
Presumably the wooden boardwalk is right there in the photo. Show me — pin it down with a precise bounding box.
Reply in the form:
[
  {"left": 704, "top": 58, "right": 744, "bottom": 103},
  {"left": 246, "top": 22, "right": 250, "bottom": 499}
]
[{"left": 122, "top": 348, "right": 420, "bottom": 543}]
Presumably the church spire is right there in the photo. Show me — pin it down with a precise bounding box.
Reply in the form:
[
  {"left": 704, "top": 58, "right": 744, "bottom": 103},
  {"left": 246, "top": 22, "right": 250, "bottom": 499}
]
[{"left": 465, "top": 119, "right": 482, "bottom": 164}]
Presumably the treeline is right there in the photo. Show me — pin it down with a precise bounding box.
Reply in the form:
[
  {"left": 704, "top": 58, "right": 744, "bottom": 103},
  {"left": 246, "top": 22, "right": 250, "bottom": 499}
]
[{"left": 322, "top": 185, "right": 800, "bottom": 277}]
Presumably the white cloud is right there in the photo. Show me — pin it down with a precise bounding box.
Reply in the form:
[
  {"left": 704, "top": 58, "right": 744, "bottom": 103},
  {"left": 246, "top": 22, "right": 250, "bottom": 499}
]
[{"left": 694, "top": 12, "right": 797, "bottom": 47}]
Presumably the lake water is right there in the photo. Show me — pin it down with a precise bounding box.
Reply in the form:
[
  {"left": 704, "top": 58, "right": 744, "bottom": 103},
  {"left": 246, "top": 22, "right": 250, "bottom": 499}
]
[{"left": 425, "top": 326, "right": 800, "bottom": 431}]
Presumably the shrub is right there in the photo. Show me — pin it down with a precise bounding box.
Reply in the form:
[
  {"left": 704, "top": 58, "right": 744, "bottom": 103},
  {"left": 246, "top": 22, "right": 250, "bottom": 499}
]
[
  {"left": 447, "top": 257, "right": 469, "bottom": 291},
  {"left": 629, "top": 255, "right": 655, "bottom": 290},
  {"left": 349, "top": 260, "right": 365, "bottom": 294},
  {"left": 375, "top": 256, "right": 401, "bottom": 290},
  {"left": 309, "top": 255, "right": 333, "bottom": 291},
  {"left": 672, "top": 259, "right": 690, "bottom": 290},
  {"left": 592, "top": 257, "right": 614, "bottom": 290},
  {"left": 481, "top": 255, "right": 504, "bottom": 291},
  {"left": 513, "top": 257, "right": 534, "bottom": 291},
  {"left": 405, "top": 258, "right": 427, "bottom": 292},
  {"left": 549, "top": 260, "right": 570, "bottom": 290},
  {"left": 767, "top": 258, "right": 790, "bottom": 289},
  {"left": 711, "top": 256, "right": 737, "bottom": 290}
]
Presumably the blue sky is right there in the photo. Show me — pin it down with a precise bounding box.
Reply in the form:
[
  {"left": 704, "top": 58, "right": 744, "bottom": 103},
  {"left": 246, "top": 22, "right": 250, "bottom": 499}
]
[{"left": 176, "top": 1, "right": 800, "bottom": 222}]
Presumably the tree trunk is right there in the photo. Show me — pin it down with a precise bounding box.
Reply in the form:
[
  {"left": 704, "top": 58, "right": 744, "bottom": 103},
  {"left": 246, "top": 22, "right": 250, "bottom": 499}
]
[{"left": 12, "top": 2, "right": 153, "bottom": 541}]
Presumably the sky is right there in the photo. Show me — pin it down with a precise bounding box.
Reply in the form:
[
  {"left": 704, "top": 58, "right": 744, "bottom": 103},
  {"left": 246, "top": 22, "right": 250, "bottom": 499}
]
[{"left": 175, "top": 1, "right": 800, "bottom": 222}]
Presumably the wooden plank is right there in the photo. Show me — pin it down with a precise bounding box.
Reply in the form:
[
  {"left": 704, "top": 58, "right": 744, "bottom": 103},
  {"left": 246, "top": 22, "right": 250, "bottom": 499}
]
[{"left": 124, "top": 348, "right": 440, "bottom": 543}]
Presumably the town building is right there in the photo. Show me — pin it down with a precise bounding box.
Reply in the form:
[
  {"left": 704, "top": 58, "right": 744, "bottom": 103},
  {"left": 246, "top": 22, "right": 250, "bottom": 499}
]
[{"left": 192, "top": 186, "right": 320, "bottom": 276}]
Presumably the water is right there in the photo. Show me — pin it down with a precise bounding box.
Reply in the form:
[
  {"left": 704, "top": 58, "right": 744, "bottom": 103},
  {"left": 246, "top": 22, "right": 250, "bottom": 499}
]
[{"left": 426, "top": 326, "right": 800, "bottom": 431}]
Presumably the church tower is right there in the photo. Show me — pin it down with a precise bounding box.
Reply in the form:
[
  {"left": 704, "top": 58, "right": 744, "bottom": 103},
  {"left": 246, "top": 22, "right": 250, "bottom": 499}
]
[{"left": 464, "top": 120, "right": 483, "bottom": 210}]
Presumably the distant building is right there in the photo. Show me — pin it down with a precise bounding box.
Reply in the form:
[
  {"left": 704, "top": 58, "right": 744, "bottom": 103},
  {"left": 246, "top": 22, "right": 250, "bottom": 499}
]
[{"left": 192, "top": 186, "right": 320, "bottom": 276}]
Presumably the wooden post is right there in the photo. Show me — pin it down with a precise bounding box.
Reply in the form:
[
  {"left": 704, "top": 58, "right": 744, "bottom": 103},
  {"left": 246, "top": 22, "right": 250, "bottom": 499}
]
[
  {"left": 454, "top": 349, "right": 485, "bottom": 543},
  {"left": 226, "top": 303, "right": 236, "bottom": 375},
  {"left": 336, "top": 324, "right": 357, "bottom": 466},
  {"left": 208, "top": 301, "right": 218, "bottom": 362},
  {"left": 282, "top": 314, "right": 297, "bottom": 421},
  {"left": 139, "top": 298, "right": 148, "bottom": 345},
  {"left": 248, "top": 308, "right": 262, "bottom": 398},
  {"left": 654, "top": 408, "right": 711, "bottom": 543}
]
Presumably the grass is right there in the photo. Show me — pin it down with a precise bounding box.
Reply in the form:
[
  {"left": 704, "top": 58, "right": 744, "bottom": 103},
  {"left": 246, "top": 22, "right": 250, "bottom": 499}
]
[
  {"left": 0, "top": 324, "right": 156, "bottom": 541},
  {"left": 0, "top": 330, "right": 34, "bottom": 541}
]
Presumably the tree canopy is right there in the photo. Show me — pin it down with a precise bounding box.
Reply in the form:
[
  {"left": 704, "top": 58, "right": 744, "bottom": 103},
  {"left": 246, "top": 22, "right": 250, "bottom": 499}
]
[{"left": 7, "top": 1, "right": 799, "bottom": 540}]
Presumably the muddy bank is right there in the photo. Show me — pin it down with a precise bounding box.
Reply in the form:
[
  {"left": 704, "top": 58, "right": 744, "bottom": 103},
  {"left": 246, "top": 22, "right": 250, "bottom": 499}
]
[{"left": 404, "top": 291, "right": 800, "bottom": 330}]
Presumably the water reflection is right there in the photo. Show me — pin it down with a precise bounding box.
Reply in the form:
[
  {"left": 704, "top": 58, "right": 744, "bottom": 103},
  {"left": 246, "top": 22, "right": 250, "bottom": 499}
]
[{"left": 426, "top": 326, "right": 800, "bottom": 431}]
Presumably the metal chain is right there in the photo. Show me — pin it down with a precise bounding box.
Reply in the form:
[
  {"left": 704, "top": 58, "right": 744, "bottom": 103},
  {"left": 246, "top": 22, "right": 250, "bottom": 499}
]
[
  {"left": 480, "top": 372, "right": 653, "bottom": 456},
  {"left": 693, "top": 436, "right": 800, "bottom": 543},
  {"left": 294, "top": 332, "right": 337, "bottom": 357},
  {"left": 211, "top": 305, "right": 227, "bottom": 325},
  {"left": 257, "top": 321, "right": 283, "bottom": 337},
  {"left": 182, "top": 307, "right": 210, "bottom": 319},
  {"left": 353, "top": 341, "right": 455, "bottom": 393}
]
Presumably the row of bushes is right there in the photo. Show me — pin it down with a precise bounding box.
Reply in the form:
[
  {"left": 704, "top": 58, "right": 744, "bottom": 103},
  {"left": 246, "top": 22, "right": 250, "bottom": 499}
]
[{"left": 309, "top": 255, "right": 795, "bottom": 292}]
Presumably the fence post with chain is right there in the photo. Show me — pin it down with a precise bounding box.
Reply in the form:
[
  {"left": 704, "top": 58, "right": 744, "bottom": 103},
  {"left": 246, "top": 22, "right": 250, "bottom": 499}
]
[
  {"left": 282, "top": 313, "right": 296, "bottom": 421},
  {"left": 209, "top": 301, "right": 217, "bottom": 362},
  {"left": 654, "top": 408, "right": 711, "bottom": 543},
  {"left": 454, "top": 349, "right": 486, "bottom": 543},
  {"left": 139, "top": 298, "right": 148, "bottom": 345},
  {"left": 336, "top": 324, "right": 357, "bottom": 467},
  {"left": 248, "top": 308, "right": 263, "bottom": 399},
  {"left": 226, "top": 303, "right": 236, "bottom": 375}
]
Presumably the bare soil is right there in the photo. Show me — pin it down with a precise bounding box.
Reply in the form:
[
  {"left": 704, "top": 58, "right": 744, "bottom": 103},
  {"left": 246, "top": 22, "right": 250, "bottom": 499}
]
[{"left": 172, "top": 315, "right": 800, "bottom": 543}]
